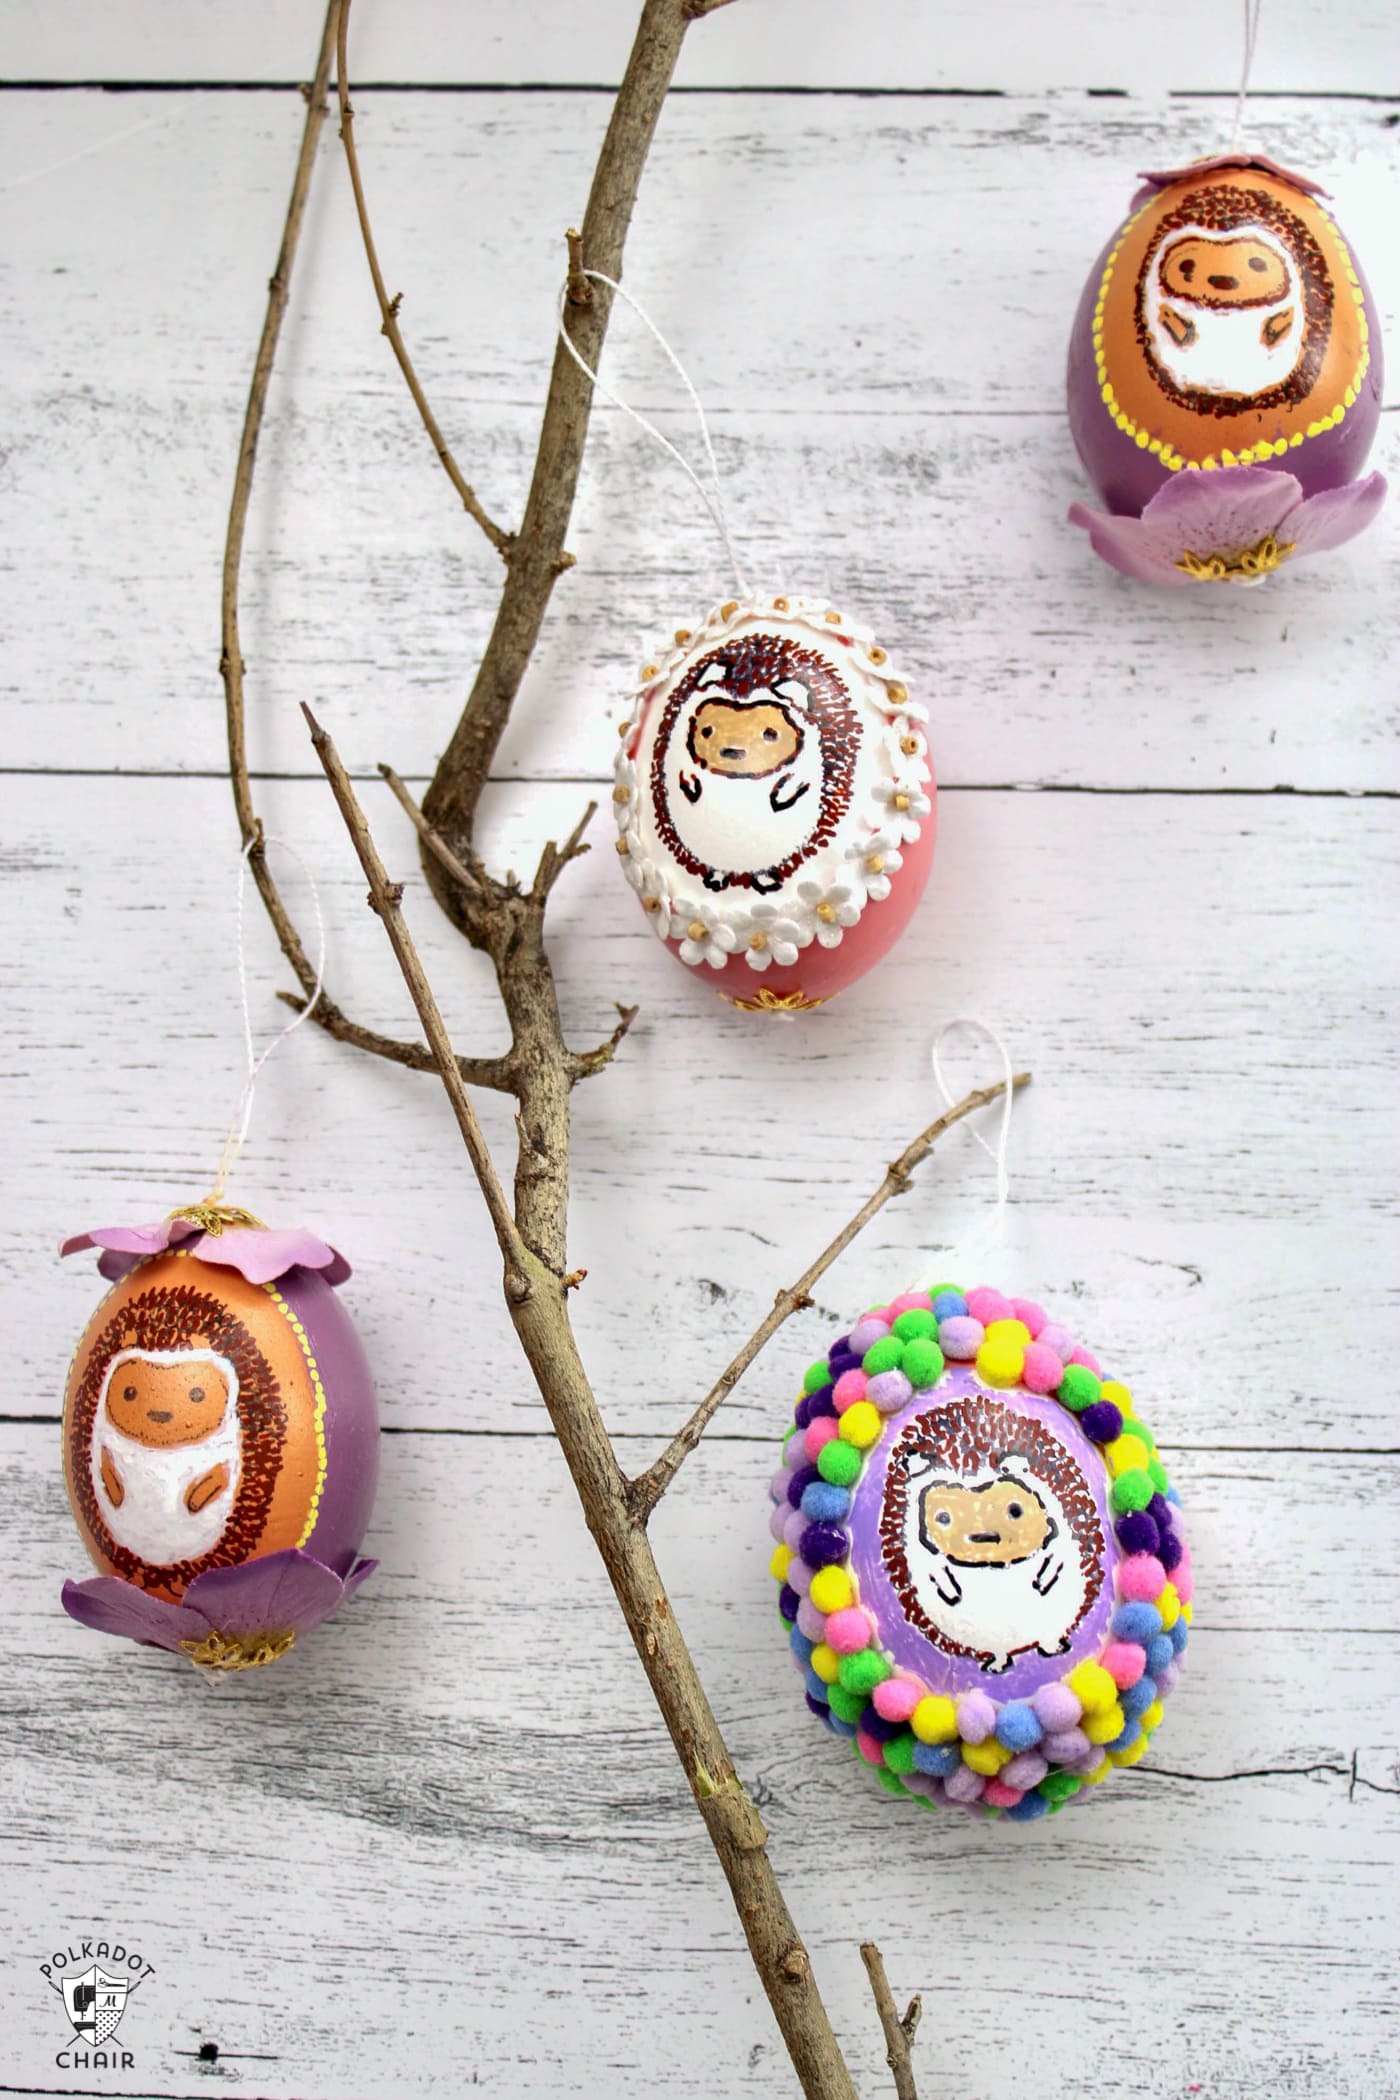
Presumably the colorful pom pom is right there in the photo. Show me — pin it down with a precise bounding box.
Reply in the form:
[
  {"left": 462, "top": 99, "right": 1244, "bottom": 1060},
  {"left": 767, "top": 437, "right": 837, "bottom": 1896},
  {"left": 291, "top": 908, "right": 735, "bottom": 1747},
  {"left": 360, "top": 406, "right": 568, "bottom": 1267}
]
[
  {"left": 983, "top": 1777, "right": 1024, "bottom": 1809},
  {"left": 976, "top": 1335, "right": 1026, "bottom": 1387},
  {"left": 799, "top": 1522, "right": 848, "bottom": 1570},
  {"left": 809, "top": 1642, "right": 841, "bottom": 1685},
  {"left": 1118, "top": 1554, "right": 1166, "bottom": 1603},
  {"left": 910, "top": 1694, "right": 959, "bottom": 1744},
  {"left": 1005, "top": 1790, "right": 1049, "bottom": 1820},
  {"left": 832, "top": 1368, "right": 869, "bottom": 1413},
  {"left": 892, "top": 1308, "right": 937, "bottom": 1342},
  {"left": 1146, "top": 1632, "right": 1174, "bottom": 1678},
  {"left": 823, "top": 1606, "right": 874, "bottom": 1655},
  {"left": 1106, "top": 1433, "right": 1151, "bottom": 1478},
  {"left": 1057, "top": 1363, "right": 1101, "bottom": 1411},
  {"left": 872, "top": 1676, "right": 921, "bottom": 1724},
  {"left": 1066, "top": 1660, "right": 1118, "bottom": 1715},
  {"left": 800, "top": 1481, "right": 850, "bottom": 1522},
  {"left": 1115, "top": 1509, "right": 1159, "bottom": 1555},
  {"left": 1120, "top": 1675, "right": 1157, "bottom": 1721},
  {"left": 808, "top": 1565, "right": 854, "bottom": 1615},
  {"left": 855, "top": 1730, "right": 887, "bottom": 1766},
  {"left": 1042, "top": 1727, "right": 1090, "bottom": 1763},
  {"left": 882, "top": 1730, "right": 918, "bottom": 1775},
  {"left": 826, "top": 1683, "right": 868, "bottom": 1723},
  {"left": 938, "top": 1315, "right": 983, "bottom": 1359},
  {"left": 1080, "top": 1400, "right": 1124, "bottom": 1445},
  {"left": 839, "top": 1648, "right": 892, "bottom": 1696},
  {"left": 1112, "top": 1601, "right": 1163, "bottom": 1645},
  {"left": 1083, "top": 1702, "right": 1127, "bottom": 1746},
  {"left": 1101, "top": 1640, "right": 1147, "bottom": 1689},
  {"left": 1020, "top": 1341, "right": 1064, "bottom": 1394},
  {"left": 848, "top": 1316, "right": 892, "bottom": 1355},
  {"left": 1002, "top": 1749, "right": 1049, "bottom": 1791},
  {"left": 866, "top": 1368, "right": 913, "bottom": 1414},
  {"left": 912, "top": 1739, "right": 961, "bottom": 1777},
  {"left": 1110, "top": 1467, "right": 1154, "bottom": 1513},
  {"left": 837, "top": 1400, "right": 882, "bottom": 1449},
  {"left": 901, "top": 1337, "right": 945, "bottom": 1390},
  {"left": 804, "top": 1417, "right": 838, "bottom": 1461},
  {"left": 994, "top": 1701, "right": 1044, "bottom": 1753},
  {"left": 768, "top": 1543, "right": 794, "bottom": 1581},
  {"left": 861, "top": 1336, "right": 904, "bottom": 1376},
  {"left": 965, "top": 1286, "right": 1013, "bottom": 1325},
  {"left": 931, "top": 1289, "right": 967, "bottom": 1319},
  {"left": 956, "top": 1690, "right": 998, "bottom": 1744},
  {"left": 1010, "top": 1299, "right": 1047, "bottom": 1337},
  {"left": 802, "top": 1360, "right": 832, "bottom": 1394},
  {"left": 1157, "top": 1528, "right": 1184, "bottom": 1572},
  {"left": 816, "top": 1439, "right": 862, "bottom": 1488},
  {"left": 1037, "top": 1322, "right": 1075, "bottom": 1362},
  {"left": 944, "top": 1763, "right": 986, "bottom": 1804},
  {"left": 1031, "top": 1681, "right": 1083, "bottom": 1733}
]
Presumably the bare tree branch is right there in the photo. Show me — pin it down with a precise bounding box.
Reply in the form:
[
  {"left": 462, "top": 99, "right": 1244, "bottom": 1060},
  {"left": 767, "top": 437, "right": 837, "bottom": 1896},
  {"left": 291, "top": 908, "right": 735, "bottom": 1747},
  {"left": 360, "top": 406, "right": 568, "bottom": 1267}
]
[
  {"left": 628, "top": 1069, "right": 1033, "bottom": 1522},
  {"left": 334, "top": 0, "right": 515, "bottom": 560},
  {"left": 861, "top": 1942, "right": 924, "bottom": 2100},
  {"left": 273, "top": 984, "right": 512, "bottom": 1091}
]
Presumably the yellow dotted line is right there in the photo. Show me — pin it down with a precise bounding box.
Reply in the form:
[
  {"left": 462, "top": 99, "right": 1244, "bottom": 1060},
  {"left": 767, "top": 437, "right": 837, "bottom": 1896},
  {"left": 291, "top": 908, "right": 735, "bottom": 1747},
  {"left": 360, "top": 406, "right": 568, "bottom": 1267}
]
[
  {"left": 1093, "top": 202, "right": 1369, "bottom": 471},
  {"left": 266, "top": 1281, "right": 329, "bottom": 1547}
]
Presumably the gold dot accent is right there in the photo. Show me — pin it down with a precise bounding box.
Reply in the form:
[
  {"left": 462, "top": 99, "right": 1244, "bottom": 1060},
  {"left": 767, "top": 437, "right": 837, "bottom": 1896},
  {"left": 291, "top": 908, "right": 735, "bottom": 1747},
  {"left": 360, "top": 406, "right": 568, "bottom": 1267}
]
[
  {"left": 866, "top": 854, "right": 886, "bottom": 875},
  {"left": 642, "top": 895, "right": 661, "bottom": 914},
  {"left": 614, "top": 837, "right": 631, "bottom": 856},
  {"left": 674, "top": 628, "right": 692, "bottom": 644},
  {"left": 893, "top": 793, "right": 911, "bottom": 812},
  {"left": 816, "top": 902, "right": 837, "bottom": 924},
  {"left": 641, "top": 663, "right": 659, "bottom": 680},
  {"left": 748, "top": 932, "right": 769, "bottom": 953},
  {"left": 687, "top": 919, "right": 707, "bottom": 941},
  {"left": 824, "top": 610, "right": 842, "bottom": 625},
  {"left": 721, "top": 600, "right": 738, "bottom": 620},
  {"left": 886, "top": 682, "right": 907, "bottom": 703},
  {"left": 900, "top": 735, "right": 921, "bottom": 756},
  {"left": 869, "top": 646, "right": 886, "bottom": 664},
  {"left": 772, "top": 596, "right": 789, "bottom": 611},
  {"left": 617, "top": 720, "right": 631, "bottom": 738},
  {"left": 611, "top": 784, "right": 630, "bottom": 803}
]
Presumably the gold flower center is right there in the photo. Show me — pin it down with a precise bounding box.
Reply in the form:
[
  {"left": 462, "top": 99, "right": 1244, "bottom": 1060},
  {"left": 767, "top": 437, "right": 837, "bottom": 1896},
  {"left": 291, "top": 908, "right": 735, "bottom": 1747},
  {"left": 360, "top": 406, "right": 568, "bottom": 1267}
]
[
  {"left": 866, "top": 855, "right": 886, "bottom": 875},
  {"left": 1175, "top": 533, "right": 1296, "bottom": 583},
  {"left": 611, "top": 783, "right": 630, "bottom": 803},
  {"left": 179, "top": 1627, "right": 297, "bottom": 1672},
  {"left": 167, "top": 1201, "right": 266, "bottom": 1235},
  {"left": 893, "top": 793, "right": 910, "bottom": 812},
  {"left": 687, "top": 919, "right": 707, "bottom": 941},
  {"left": 816, "top": 902, "right": 837, "bottom": 923},
  {"left": 749, "top": 932, "right": 769, "bottom": 952}
]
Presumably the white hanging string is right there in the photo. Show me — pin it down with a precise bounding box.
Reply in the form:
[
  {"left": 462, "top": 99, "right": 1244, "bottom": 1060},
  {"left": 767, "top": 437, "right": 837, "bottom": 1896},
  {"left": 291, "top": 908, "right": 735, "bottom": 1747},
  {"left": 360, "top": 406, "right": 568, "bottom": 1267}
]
[
  {"left": 557, "top": 269, "right": 749, "bottom": 595},
  {"left": 205, "top": 835, "right": 327, "bottom": 1204},
  {"left": 1229, "top": 0, "right": 1266, "bottom": 154},
  {"left": 907, "top": 1018, "right": 1018, "bottom": 1295}
]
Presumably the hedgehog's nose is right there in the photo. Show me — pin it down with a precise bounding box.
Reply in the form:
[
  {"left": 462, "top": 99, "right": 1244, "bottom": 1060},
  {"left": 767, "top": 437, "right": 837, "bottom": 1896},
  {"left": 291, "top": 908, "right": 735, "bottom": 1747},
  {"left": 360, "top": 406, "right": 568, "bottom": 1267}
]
[
  {"left": 1208, "top": 274, "right": 1238, "bottom": 290},
  {"left": 720, "top": 746, "right": 747, "bottom": 761},
  {"left": 969, "top": 1531, "right": 1002, "bottom": 1544},
  {"left": 146, "top": 1409, "right": 173, "bottom": 1423}
]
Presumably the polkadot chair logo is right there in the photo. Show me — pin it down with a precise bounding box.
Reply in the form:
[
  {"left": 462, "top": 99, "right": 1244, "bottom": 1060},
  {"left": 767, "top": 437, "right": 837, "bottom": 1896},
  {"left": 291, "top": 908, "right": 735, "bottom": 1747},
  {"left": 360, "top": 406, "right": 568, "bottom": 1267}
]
[{"left": 40, "top": 1936, "right": 154, "bottom": 2070}]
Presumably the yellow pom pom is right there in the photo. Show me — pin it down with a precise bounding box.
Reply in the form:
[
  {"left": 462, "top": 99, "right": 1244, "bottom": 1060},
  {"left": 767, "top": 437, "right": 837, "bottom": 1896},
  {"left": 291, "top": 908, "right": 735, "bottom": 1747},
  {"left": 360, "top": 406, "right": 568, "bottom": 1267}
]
[
  {"left": 1067, "top": 1660, "right": 1118, "bottom": 1715},
  {"left": 1109, "top": 1733, "right": 1148, "bottom": 1768},
  {"left": 809, "top": 1643, "right": 840, "bottom": 1685},
  {"left": 1083, "top": 1702, "right": 1127, "bottom": 1746},
  {"left": 962, "top": 1737, "right": 1012, "bottom": 1776},
  {"left": 1105, "top": 1434, "right": 1151, "bottom": 1478},
  {"left": 910, "top": 1695, "right": 958, "bottom": 1744},
  {"left": 1101, "top": 1379, "right": 1132, "bottom": 1410},
  {"left": 769, "top": 1543, "right": 794, "bottom": 1581},
  {"left": 838, "top": 1401, "right": 882, "bottom": 1450},
  {"left": 985, "top": 1318, "right": 1031, "bottom": 1349},
  {"left": 1156, "top": 1581, "right": 1181, "bottom": 1630},
  {"left": 976, "top": 1337, "right": 1025, "bottom": 1388},
  {"left": 1081, "top": 1755, "right": 1112, "bottom": 1786},
  {"left": 1182, "top": 1601, "right": 1193, "bottom": 1625},
  {"left": 1141, "top": 1700, "right": 1165, "bottom": 1734},
  {"left": 809, "top": 1565, "right": 854, "bottom": 1615}
]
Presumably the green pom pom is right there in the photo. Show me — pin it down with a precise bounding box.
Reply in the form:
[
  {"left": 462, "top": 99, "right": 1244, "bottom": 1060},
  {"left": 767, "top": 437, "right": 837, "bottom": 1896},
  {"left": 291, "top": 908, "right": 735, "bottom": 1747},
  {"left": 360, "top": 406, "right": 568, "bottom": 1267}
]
[
  {"left": 817, "top": 1439, "right": 863, "bottom": 1487},
  {"left": 1057, "top": 1363, "right": 1102, "bottom": 1411},
  {"left": 803, "top": 1359, "right": 832, "bottom": 1395},
  {"left": 1147, "top": 1455, "right": 1169, "bottom": 1494},
  {"left": 892, "top": 1308, "right": 937, "bottom": 1342},
  {"left": 882, "top": 1731, "right": 917, "bottom": 1775},
  {"left": 827, "top": 1683, "right": 868, "bottom": 1723},
  {"left": 1038, "top": 1769, "right": 1081, "bottom": 1803},
  {"left": 902, "top": 1338, "right": 945, "bottom": 1390},
  {"left": 874, "top": 1765, "right": 906, "bottom": 1795},
  {"left": 1111, "top": 1466, "right": 1154, "bottom": 1513},
  {"left": 1122, "top": 1414, "right": 1155, "bottom": 1449},
  {"left": 862, "top": 1336, "right": 904, "bottom": 1376},
  {"left": 838, "top": 1648, "right": 891, "bottom": 1696}
]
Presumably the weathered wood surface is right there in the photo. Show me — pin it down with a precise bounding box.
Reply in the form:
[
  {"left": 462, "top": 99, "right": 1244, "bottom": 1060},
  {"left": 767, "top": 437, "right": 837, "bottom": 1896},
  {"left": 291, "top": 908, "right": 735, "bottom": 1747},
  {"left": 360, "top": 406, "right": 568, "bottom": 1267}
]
[{"left": 1, "top": 7, "right": 1397, "bottom": 2097}]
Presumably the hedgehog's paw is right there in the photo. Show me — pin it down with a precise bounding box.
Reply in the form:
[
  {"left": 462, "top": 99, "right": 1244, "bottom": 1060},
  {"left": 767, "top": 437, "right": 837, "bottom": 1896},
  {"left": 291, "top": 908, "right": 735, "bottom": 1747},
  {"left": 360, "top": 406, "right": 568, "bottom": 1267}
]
[
  {"left": 1037, "top": 1636, "right": 1072, "bottom": 1658},
  {"left": 980, "top": 1654, "right": 1014, "bottom": 1675},
  {"left": 749, "top": 870, "right": 783, "bottom": 895}
]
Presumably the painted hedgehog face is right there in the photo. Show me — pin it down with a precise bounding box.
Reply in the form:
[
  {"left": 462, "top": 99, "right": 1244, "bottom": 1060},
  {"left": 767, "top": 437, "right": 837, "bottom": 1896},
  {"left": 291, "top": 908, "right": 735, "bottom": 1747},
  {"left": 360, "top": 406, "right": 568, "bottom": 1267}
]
[
  {"left": 1160, "top": 233, "right": 1291, "bottom": 309},
  {"left": 917, "top": 1474, "right": 1053, "bottom": 1565},
  {"left": 103, "top": 1349, "right": 232, "bottom": 1449},
  {"left": 687, "top": 696, "right": 804, "bottom": 777}
]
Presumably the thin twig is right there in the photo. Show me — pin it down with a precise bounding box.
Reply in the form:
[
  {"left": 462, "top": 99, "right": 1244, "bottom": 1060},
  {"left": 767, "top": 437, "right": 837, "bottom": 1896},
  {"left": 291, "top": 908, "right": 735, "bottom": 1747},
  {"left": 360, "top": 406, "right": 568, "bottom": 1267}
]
[
  {"left": 378, "top": 765, "right": 488, "bottom": 899},
  {"left": 272, "top": 985, "right": 512, "bottom": 1090},
  {"left": 302, "top": 708, "right": 526, "bottom": 1281},
  {"left": 335, "top": 0, "right": 514, "bottom": 560},
  {"left": 628, "top": 1069, "right": 1033, "bottom": 1522},
  {"left": 861, "top": 1943, "right": 923, "bottom": 2100}
]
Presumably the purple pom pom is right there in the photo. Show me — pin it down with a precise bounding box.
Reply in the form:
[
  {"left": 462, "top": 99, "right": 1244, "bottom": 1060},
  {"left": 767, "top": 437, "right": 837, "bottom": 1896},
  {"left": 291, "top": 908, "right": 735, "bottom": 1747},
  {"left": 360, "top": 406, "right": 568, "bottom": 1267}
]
[
  {"left": 800, "top": 1522, "right": 849, "bottom": 1570},
  {"left": 787, "top": 1463, "right": 820, "bottom": 1510},
  {"left": 827, "top": 1348, "right": 862, "bottom": 1379},
  {"left": 806, "top": 1691, "right": 832, "bottom": 1719},
  {"left": 1157, "top": 1529, "right": 1184, "bottom": 1572},
  {"left": 793, "top": 1397, "right": 813, "bottom": 1431},
  {"left": 1080, "top": 1400, "right": 1124, "bottom": 1445},
  {"left": 1116, "top": 1510, "right": 1159, "bottom": 1556},
  {"left": 860, "top": 1711, "right": 904, "bottom": 1743},
  {"left": 1148, "top": 1492, "right": 1172, "bottom": 1530},
  {"left": 778, "top": 1583, "right": 799, "bottom": 1623},
  {"left": 807, "top": 1392, "right": 838, "bottom": 1420}
]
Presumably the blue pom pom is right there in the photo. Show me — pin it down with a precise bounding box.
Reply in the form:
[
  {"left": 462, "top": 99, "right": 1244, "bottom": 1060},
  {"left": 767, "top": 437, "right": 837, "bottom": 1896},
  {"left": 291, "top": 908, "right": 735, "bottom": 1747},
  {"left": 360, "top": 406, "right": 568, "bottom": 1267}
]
[
  {"left": 1146, "top": 1633, "right": 1174, "bottom": 1678},
  {"left": 1106, "top": 1717, "right": 1142, "bottom": 1754},
  {"left": 1113, "top": 1601, "right": 1164, "bottom": 1645},
  {"left": 778, "top": 1583, "right": 799, "bottom": 1624},
  {"left": 912, "top": 1740, "right": 962, "bottom": 1777},
  {"left": 805, "top": 1667, "right": 830, "bottom": 1703},
  {"left": 1120, "top": 1674, "right": 1157, "bottom": 1721},
  {"left": 828, "top": 1715, "right": 859, "bottom": 1737},
  {"left": 1157, "top": 1529, "right": 1184, "bottom": 1572},
  {"left": 1006, "top": 1792, "right": 1050, "bottom": 1821},
  {"left": 1170, "top": 1617, "right": 1189, "bottom": 1655},
  {"left": 800, "top": 1522, "right": 849, "bottom": 1570},
  {"left": 1166, "top": 1486, "right": 1182, "bottom": 1506},
  {"left": 800, "top": 1482, "right": 851, "bottom": 1522},
  {"left": 789, "top": 1628, "right": 815, "bottom": 1665},
  {"left": 932, "top": 1290, "right": 968, "bottom": 1319},
  {"left": 787, "top": 1463, "right": 820, "bottom": 1509},
  {"left": 1116, "top": 1510, "right": 1159, "bottom": 1556},
  {"left": 994, "top": 1701, "right": 1044, "bottom": 1752}
]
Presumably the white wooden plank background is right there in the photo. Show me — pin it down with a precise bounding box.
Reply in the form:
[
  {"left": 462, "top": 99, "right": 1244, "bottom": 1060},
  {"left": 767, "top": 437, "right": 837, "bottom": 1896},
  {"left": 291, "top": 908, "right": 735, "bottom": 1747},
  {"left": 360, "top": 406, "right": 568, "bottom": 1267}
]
[{"left": 1, "top": 5, "right": 1397, "bottom": 2098}]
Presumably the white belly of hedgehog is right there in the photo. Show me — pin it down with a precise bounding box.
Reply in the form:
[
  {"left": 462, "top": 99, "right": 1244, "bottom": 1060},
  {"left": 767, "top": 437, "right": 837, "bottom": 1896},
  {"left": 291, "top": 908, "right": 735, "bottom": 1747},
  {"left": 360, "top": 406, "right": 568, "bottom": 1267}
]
[
  {"left": 91, "top": 1412, "right": 243, "bottom": 1566},
  {"left": 899, "top": 1481, "right": 1087, "bottom": 1674},
  {"left": 659, "top": 730, "right": 827, "bottom": 885}
]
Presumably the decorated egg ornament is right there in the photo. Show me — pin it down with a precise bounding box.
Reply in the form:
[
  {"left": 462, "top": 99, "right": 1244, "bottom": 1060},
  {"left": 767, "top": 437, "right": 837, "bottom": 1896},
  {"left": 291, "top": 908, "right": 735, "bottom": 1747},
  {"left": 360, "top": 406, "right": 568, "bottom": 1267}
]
[
  {"left": 769, "top": 1284, "right": 1190, "bottom": 1817},
  {"left": 614, "top": 595, "right": 935, "bottom": 1011},
  {"left": 59, "top": 1206, "right": 378, "bottom": 1671},
  {"left": 1067, "top": 154, "right": 1385, "bottom": 584}
]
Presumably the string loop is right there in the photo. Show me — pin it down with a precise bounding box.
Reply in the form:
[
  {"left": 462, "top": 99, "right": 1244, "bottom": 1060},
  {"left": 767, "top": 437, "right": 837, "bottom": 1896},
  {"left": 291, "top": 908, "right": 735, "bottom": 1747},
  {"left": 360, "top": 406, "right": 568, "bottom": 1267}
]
[
  {"left": 906, "top": 1019, "right": 1018, "bottom": 1295},
  {"left": 205, "top": 835, "right": 327, "bottom": 1203},
  {"left": 557, "top": 269, "right": 749, "bottom": 594},
  {"left": 1229, "top": 0, "right": 1266, "bottom": 154}
]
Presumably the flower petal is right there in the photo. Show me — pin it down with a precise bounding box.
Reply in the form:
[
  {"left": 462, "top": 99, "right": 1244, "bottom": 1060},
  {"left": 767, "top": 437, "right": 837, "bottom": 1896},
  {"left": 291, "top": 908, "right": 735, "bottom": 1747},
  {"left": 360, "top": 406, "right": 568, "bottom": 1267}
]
[
  {"left": 62, "top": 1574, "right": 210, "bottom": 1652},
  {"left": 183, "top": 1549, "right": 349, "bottom": 1638},
  {"left": 193, "top": 1228, "right": 350, "bottom": 1287},
  {"left": 1285, "top": 472, "right": 1388, "bottom": 558}
]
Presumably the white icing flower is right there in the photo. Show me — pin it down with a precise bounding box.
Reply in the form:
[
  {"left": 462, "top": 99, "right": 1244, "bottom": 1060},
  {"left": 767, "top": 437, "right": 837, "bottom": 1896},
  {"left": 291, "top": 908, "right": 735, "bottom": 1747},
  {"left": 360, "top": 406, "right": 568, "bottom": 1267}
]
[
  {"left": 612, "top": 755, "right": 639, "bottom": 830},
  {"left": 620, "top": 835, "right": 652, "bottom": 892},
  {"left": 871, "top": 776, "right": 932, "bottom": 844},
  {"left": 730, "top": 898, "right": 806, "bottom": 972},
  {"left": 794, "top": 876, "right": 862, "bottom": 950},
  {"left": 846, "top": 829, "right": 904, "bottom": 903},
  {"left": 671, "top": 896, "right": 737, "bottom": 970}
]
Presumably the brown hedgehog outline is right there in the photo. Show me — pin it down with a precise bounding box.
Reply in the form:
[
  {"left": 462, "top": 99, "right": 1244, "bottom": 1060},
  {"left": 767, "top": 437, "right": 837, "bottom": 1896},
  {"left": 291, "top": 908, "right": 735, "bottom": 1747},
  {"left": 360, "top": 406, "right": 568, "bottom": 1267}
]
[
  {"left": 880, "top": 1392, "right": 1105, "bottom": 1669},
  {"left": 69, "top": 1279, "right": 289, "bottom": 1593},
  {"left": 648, "top": 632, "right": 861, "bottom": 891},
  {"left": 1134, "top": 183, "right": 1335, "bottom": 420}
]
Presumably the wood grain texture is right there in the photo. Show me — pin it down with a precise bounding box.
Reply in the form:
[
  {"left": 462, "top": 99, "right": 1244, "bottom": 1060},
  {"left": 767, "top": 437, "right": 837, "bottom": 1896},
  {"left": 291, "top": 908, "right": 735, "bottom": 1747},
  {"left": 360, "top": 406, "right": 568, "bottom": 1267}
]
[
  {"left": 1, "top": 16, "right": 1397, "bottom": 2099},
  {"left": 0, "top": 92, "right": 1396, "bottom": 786}
]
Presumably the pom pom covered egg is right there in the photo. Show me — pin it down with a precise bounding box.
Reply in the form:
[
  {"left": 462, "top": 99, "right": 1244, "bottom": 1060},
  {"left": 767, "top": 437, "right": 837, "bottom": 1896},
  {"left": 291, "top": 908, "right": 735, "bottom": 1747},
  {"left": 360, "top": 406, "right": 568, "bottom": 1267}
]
[
  {"left": 769, "top": 1284, "right": 1190, "bottom": 1817},
  {"left": 59, "top": 1208, "right": 378, "bottom": 1670},
  {"left": 614, "top": 594, "right": 935, "bottom": 1010},
  {"left": 1067, "top": 154, "right": 1386, "bottom": 584}
]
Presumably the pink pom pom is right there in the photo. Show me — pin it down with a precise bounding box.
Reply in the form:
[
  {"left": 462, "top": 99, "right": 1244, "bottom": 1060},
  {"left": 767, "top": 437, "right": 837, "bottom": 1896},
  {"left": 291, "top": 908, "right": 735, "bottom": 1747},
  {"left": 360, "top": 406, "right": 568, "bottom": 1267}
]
[
  {"left": 795, "top": 1598, "right": 825, "bottom": 1641},
  {"left": 1021, "top": 1341, "right": 1064, "bottom": 1395},
  {"left": 1032, "top": 1681, "right": 1082, "bottom": 1732},
  {"left": 783, "top": 1507, "right": 809, "bottom": 1553},
  {"left": 786, "top": 1558, "right": 813, "bottom": 1597},
  {"left": 956, "top": 1690, "right": 997, "bottom": 1743},
  {"left": 856, "top": 1731, "right": 886, "bottom": 1766},
  {"left": 888, "top": 1290, "right": 933, "bottom": 1316},
  {"left": 872, "top": 1676, "right": 921, "bottom": 1723},
  {"left": 966, "top": 1286, "right": 1013, "bottom": 1325},
  {"left": 1070, "top": 1347, "right": 1102, "bottom": 1375},
  {"left": 1101, "top": 1640, "right": 1147, "bottom": 1688},
  {"left": 983, "top": 1778, "right": 1023, "bottom": 1809},
  {"left": 804, "top": 1417, "right": 838, "bottom": 1459},
  {"left": 1038, "top": 1322, "right": 1075, "bottom": 1362},
  {"left": 768, "top": 1503, "right": 789, "bottom": 1543},
  {"left": 848, "top": 1315, "right": 891, "bottom": 1353},
  {"left": 1173, "top": 1550, "right": 1194, "bottom": 1605},
  {"left": 833, "top": 1368, "right": 869, "bottom": 1413},
  {"left": 1118, "top": 1555, "right": 1166, "bottom": 1603},
  {"left": 824, "top": 1607, "right": 874, "bottom": 1654},
  {"left": 1011, "top": 1299, "right": 1047, "bottom": 1338},
  {"left": 1003, "top": 1750, "right": 1048, "bottom": 1791},
  {"left": 944, "top": 1763, "right": 985, "bottom": 1804},
  {"left": 1042, "top": 1727, "right": 1090, "bottom": 1763}
]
